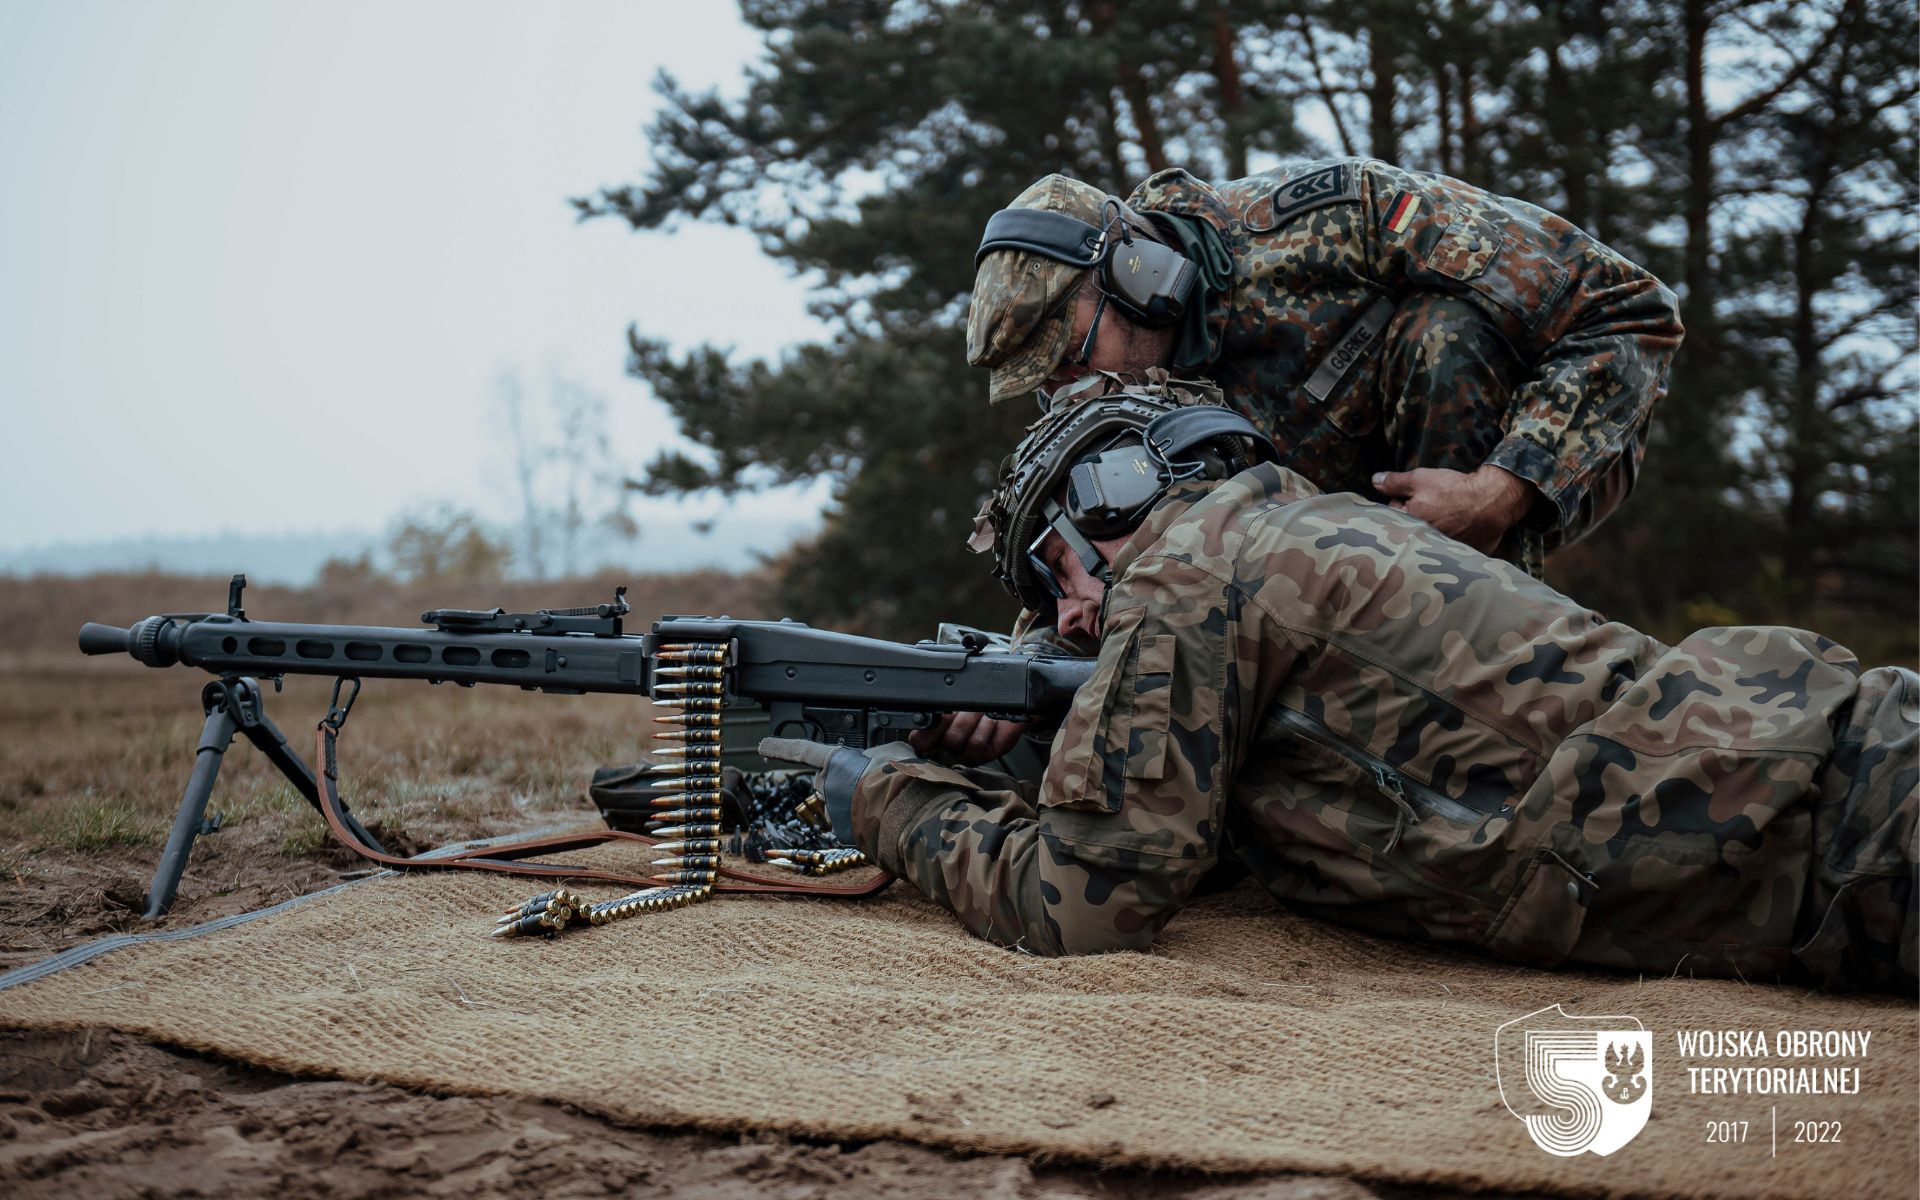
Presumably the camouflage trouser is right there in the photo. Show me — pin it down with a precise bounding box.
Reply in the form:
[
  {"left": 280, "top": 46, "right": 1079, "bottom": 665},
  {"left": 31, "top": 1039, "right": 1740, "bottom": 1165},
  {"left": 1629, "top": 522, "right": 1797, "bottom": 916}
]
[
  {"left": 1562, "top": 658, "right": 1918, "bottom": 992},
  {"left": 1795, "top": 665, "right": 1920, "bottom": 989},
  {"left": 1375, "top": 292, "right": 1526, "bottom": 477},
  {"left": 1280, "top": 292, "right": 1646, "bottom": 579}
]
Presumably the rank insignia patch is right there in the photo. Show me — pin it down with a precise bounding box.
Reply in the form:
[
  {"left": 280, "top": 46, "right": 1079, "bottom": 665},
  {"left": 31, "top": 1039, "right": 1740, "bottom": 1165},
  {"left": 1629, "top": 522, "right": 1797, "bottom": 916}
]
[
  {"left": 1253, "top": 162, "right": 1361, "bottom": 232},
  {"left": 1385, "top": 190, "right": 1420, "bottom": 233}
]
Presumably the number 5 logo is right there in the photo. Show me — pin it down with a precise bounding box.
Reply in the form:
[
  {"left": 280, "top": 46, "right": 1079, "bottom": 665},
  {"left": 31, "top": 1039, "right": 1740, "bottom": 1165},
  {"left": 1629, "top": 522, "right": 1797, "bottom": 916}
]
[{"left": 1496, "top": 1004, "right": 1653, "bottom": 1157}]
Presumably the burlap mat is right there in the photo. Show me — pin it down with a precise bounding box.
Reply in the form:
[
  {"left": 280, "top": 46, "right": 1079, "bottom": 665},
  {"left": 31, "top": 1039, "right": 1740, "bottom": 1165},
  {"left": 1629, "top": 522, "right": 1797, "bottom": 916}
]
[{"left": 0, "top": 849, "right": 1912, "bottom": 1199}]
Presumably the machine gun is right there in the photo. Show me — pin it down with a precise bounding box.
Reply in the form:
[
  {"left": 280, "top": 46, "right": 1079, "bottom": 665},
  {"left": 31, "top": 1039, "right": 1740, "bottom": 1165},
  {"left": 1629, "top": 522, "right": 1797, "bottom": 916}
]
[{"left": 79, "top": 574, "right": 1094, "bottom": 920}]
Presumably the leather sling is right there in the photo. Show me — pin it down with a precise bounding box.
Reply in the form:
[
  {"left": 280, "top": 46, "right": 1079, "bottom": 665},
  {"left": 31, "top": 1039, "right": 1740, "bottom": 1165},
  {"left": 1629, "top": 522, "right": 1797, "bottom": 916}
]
[{"left": 314, "top": 723, "right": 893, "bottom": 899}]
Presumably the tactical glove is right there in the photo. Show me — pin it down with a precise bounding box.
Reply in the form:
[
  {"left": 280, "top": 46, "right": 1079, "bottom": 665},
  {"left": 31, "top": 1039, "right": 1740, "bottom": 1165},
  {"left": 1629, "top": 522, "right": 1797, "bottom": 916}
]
[{"left": 757, "top": 737, "right": 870, "bottom": 845}]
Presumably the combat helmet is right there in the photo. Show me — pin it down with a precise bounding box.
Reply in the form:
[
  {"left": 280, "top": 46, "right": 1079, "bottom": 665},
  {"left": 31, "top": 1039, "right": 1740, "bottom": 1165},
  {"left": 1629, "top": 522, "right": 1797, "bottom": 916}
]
[{"left": 969, "top": 371, "right": 1277, "bottom": 612}]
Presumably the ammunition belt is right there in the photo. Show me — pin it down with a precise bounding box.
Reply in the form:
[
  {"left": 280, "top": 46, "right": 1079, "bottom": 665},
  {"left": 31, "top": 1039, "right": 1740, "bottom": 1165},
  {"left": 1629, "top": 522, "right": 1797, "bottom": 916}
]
[{"left": 313, "top": 636, "right": 889, "bottom": 940}]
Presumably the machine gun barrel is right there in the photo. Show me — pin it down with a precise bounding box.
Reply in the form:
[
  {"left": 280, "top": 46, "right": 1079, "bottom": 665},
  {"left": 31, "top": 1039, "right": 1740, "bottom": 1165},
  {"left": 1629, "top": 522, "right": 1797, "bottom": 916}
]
[{"left": 80, "top": 613, "right": 652, "bottom": 695}]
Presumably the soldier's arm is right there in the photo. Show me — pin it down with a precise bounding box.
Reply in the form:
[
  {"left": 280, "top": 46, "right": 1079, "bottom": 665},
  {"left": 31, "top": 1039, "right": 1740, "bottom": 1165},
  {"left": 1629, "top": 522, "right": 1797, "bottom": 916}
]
[
  {"left": 908, "top": 609, "right": 1097, "bottom": 764},
  {"left": 848, "top": 558, "right": 1262, "bottom": 954},
  {"left": 1357, "top": 162, "right": 1684, "bottom": 536}
]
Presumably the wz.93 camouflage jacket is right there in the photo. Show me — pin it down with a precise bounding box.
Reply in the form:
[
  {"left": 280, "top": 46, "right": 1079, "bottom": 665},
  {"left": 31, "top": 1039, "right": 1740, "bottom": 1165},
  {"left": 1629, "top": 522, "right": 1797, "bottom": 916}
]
[{"left": 848, "top": 466, "right": 1917, "bottom": 991}]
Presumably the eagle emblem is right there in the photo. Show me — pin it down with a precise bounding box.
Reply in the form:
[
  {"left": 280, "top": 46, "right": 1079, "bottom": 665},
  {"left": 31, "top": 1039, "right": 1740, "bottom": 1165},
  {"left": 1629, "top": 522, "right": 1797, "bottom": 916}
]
[{"left": 1603, "top": 1041, "right": 1647, "bottom": 1104}]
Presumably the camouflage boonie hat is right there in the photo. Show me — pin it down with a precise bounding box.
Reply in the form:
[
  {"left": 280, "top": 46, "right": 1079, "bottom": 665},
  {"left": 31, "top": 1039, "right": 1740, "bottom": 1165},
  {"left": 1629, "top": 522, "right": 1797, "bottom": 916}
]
[{"left": 966, "top": 174, "right": 1112, "bottom": 404}]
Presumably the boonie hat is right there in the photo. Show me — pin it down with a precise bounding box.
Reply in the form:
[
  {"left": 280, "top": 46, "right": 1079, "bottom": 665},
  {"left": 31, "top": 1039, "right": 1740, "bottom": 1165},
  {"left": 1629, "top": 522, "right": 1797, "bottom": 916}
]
[{"left": 966, "top": 174, "right": 1113, "bottom": 404}]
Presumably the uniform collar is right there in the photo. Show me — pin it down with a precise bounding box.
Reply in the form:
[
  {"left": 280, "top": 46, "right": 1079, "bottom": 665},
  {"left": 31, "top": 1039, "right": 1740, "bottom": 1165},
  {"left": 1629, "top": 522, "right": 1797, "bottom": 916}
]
[
  {"left": 1041, "top": 367, "right": 1226, "bottom": 409},
  {"left": 1104, "top": 463, "right": 1324, "bottom": 582},
  {"left": 1124, "top": 168, "right": 1231, "bottom": 238},
  {"left": 1122, "top": 169, "right": 1235, "bottom": 369},
  {"left": 1103, "top": 476, "right": 1225, "bottom": 582}
]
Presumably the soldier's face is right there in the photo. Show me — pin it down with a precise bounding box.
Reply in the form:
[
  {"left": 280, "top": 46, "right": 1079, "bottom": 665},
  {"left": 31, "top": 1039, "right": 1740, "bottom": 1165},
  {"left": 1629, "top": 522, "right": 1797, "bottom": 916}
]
[
  {"left": 1036, "top": 528, "right": 1113, "bottom": 643},
  {"left": 1044, "top": 280, "right": 1174, "bottom": 389}
]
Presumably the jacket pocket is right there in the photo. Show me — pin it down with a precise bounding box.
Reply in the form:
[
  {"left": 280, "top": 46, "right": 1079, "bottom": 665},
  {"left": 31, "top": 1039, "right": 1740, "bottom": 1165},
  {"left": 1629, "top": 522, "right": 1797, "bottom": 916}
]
[
  {"left": 1043, "top": 612, "right": 1179, "bottom": 811},
  {"left": 1045, "top": 607, "right": 1146, "bottom": 813},
  {"left": 1424, "top": 208, "right": 1499, "bottom": 281},
  {"left": 1479, "top": 826, "right": 1596, "bottom": 966},
  {"left": 1423, "top": 206, "right": 1569, "bottom": 339},
  {"left": 1124, "top": 633, "right": 1176, "bottom": 781}
]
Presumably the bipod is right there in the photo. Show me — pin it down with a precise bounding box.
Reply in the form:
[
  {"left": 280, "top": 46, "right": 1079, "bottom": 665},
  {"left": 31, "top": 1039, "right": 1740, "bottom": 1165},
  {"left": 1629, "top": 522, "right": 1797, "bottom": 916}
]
[{"left": 143, "top": 673, "right": 385, "bottom": 919}]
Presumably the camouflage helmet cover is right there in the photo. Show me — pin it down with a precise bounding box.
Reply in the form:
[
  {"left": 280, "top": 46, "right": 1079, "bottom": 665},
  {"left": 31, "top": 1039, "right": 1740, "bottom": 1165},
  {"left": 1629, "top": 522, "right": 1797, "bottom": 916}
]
[
  {"left": 968, "top": 372, "right": 1230, "bottom": 612},
  {"left": 965, "top": 174, "right": 1116, "bottom": 404}
]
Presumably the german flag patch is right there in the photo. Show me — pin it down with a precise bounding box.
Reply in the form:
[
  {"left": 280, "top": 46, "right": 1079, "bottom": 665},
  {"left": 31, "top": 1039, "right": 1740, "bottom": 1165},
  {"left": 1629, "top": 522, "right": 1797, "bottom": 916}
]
[{"left": 1385, "top": 190, "right": 1420, "bottom": 234}]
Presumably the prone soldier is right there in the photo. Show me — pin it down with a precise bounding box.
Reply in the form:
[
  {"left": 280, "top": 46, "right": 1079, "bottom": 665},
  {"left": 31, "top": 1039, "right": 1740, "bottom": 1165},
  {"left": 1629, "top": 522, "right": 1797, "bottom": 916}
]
[{"left": 762, "top": 384, "right": 1918, "bottom": 992}]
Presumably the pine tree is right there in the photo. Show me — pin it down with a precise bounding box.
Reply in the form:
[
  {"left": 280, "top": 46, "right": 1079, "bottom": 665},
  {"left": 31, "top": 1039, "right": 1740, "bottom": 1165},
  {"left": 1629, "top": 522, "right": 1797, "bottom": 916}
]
[
  {"left": 578, "top": 1, "right": 1303, "bottom": 637},
  {"left": 1725, "top": 0, "right": 1917, "bottom": 629},
  {"left": 580, "top": 0, "right": 1913, "bottom": 654}
]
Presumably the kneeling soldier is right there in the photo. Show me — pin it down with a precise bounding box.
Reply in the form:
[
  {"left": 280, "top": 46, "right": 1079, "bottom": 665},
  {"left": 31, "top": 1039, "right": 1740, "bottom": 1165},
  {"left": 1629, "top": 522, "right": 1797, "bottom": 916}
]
[{"left": 763, "top": 385, "right": 1917, "bottom": 992}]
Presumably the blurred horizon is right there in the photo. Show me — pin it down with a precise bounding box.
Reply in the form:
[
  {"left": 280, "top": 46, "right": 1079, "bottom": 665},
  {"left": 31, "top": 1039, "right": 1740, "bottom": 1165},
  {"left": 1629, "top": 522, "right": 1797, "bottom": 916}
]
[{"left": 0, "top": 492, "right": 810, "bottom": 583}]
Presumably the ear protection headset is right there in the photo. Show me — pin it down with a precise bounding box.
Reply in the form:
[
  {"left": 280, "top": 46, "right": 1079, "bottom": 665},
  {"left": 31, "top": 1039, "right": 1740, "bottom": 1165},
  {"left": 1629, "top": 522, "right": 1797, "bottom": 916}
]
[
  {"left": 975, "top": 198, "right": 1198, "bottom": 327},
  {"left": 1021, "top": 404, "right": 1278, "bottom": 604},
  {"left": 1064, "top": 405, "right": 1275, "bottom": 539}
]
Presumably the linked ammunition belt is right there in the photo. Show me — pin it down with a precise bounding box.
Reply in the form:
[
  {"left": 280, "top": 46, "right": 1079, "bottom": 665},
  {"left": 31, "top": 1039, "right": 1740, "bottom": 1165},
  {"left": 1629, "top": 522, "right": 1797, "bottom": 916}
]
[{"left": 313, "top": 637, "right": 886, "bottom": 939}]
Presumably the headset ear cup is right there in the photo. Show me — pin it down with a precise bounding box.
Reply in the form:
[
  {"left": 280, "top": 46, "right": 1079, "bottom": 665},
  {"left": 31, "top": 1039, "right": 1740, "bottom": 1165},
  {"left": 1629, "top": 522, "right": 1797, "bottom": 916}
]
[{"left": 1099, "top": 240, "right": 1196, "bottom": 327}]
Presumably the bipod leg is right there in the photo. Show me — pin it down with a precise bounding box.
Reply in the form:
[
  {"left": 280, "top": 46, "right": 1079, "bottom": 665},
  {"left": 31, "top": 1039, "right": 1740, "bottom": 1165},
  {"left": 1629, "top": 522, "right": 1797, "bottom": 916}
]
[
  {"left": 143, "top": 681, "right": 243, "bottom": 919},
  {"left": 229, "top": 684, "right": 386, "bottom": 855}
]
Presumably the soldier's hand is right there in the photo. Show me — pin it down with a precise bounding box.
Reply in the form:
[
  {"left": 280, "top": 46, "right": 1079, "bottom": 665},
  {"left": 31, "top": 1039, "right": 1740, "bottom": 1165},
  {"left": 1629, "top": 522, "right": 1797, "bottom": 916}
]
[
  {"left": 758, "top": 736, "right": 877, "bottom": 844},
  {"left": 910, "top": 712, "right": 1030, "bottom": 766},
  {"left": 1371, "top": 465, "right": 1536, "bottom": 555}
]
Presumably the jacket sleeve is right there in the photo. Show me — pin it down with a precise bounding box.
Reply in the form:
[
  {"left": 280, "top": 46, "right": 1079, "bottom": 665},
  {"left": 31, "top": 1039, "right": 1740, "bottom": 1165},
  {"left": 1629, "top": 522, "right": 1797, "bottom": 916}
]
[
  {"left": 1355, "top": 162, "right": 1684, "bottom": 535},
  {"left": 848, "top": 557, "right": 1259, "bottom": 954}
]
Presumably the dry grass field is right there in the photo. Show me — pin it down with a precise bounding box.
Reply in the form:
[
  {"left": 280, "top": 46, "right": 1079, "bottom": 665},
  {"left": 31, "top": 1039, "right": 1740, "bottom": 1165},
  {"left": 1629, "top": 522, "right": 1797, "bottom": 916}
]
[
  {"left": 0, "top": 659, "right": 663, "bottom": 963},
  {"left": 0, "top": 569, "right": 771, "bottom": 965},
  {"left": 1, "top": 570, "right": 1443, "bottom": 1199}
]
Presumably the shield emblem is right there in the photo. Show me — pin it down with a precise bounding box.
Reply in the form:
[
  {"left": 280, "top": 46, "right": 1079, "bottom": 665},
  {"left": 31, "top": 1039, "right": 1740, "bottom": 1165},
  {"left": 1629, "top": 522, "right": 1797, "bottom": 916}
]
[{"left": 1496, "top": 1004, "right": 1653, "bottom": 1157}]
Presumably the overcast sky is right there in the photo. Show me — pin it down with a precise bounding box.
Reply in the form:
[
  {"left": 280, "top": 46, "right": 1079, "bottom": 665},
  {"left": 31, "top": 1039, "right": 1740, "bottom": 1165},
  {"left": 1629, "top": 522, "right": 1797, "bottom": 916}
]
[{"left": 0, "top": 1, "right": 832, "bottom": 572}]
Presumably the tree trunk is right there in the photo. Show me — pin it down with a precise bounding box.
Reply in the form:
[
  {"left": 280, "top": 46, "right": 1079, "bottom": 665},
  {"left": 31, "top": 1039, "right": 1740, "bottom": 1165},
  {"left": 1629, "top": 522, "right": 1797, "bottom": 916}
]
[
  {"left": 1436, "top": 63, "right": 1456, "bottom": 177},
  {"left": 1782, "top": 172, "right": 1830, "bottom": 614},
  {"left": 1367, "top": 25, "right": 1397, "bottom": 160},
  {"left": 1090, "top": 0, "right": 1167, "bottom": 174},
  {"left": 1299, "top": 15, "right": 1358, "bottom": 156},
  {"left": 1460, "top": 68, "right": 1481, "bottom": 181},
  {"left": 1544, "top": 3, "right": 1592, "bottom": 227},
  {"left": 1096, "top": 92, "right": 1128, "bottom": 190},
  {"left": 1117, "top": 60, "right": 1168, "bottom": 173},
  {"left": 1681, "top": 0, "right": 1715, "bottom": 354},
  {"left": 1121, "top": 60, "right": 1159, "bottom": 170},
  {"left": 1211, "top": 7, "right": 1247, "bottom": 179}
]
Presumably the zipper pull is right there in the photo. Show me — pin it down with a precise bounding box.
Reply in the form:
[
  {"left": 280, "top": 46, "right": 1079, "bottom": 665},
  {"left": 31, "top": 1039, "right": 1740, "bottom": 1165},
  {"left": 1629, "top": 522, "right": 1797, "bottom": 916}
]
[{"left": 1372, "top": 765, "right": 1412, "bottom": 853}]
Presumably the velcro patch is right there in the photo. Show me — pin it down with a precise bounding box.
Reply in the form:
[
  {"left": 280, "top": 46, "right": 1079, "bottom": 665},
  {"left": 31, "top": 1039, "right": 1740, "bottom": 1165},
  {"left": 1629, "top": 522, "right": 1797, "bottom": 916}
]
[{"left": 1254, "top": 163, "right": 1361, "bottom": 232}]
